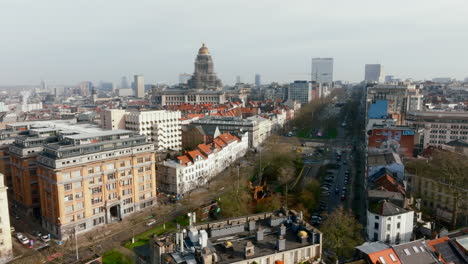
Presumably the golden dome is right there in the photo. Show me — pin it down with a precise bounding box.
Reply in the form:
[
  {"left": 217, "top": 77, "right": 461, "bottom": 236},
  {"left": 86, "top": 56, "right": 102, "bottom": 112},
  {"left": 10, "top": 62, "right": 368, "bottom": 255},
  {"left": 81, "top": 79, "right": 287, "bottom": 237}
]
[
  {"left": 298, "top": 231, "right": 308, "bottom": 238},
  {"left": 198, "top": 43, "right": 210, "bottom": 55}
]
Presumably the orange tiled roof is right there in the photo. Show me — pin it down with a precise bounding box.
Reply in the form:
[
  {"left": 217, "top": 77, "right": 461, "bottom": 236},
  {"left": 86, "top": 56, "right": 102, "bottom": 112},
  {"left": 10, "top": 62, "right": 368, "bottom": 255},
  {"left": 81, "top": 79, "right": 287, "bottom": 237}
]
[
  {"left": 177, "top": 155, "right": 191, "bottom": 166},
  {"left": 197, "top": 144, "right": 213, "bottom": 155},
  {"left": 367, "top": 248, "right": 401, "bottom": 264},
  {"left": 187, "top": 150, "right": 206, "bottom": 160}
]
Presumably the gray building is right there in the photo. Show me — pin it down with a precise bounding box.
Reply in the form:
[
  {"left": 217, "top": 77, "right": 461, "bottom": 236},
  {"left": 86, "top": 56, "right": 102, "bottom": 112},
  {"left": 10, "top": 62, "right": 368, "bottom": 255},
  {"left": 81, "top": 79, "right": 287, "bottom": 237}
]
[
  {"left": 135, "top": 75, "right": 145, "bottom": 98},
  {"left": 311, "top": 58, "right": 333, "bottom": 84},
  {"left": 255, "top": 73, "right": 261, "bottom": 88},
  {"left": 289, "top": 81, "right": 312, "bottom": 104},
  {"left": 365, "top": 64, "right": 383, "bottom": 83}
]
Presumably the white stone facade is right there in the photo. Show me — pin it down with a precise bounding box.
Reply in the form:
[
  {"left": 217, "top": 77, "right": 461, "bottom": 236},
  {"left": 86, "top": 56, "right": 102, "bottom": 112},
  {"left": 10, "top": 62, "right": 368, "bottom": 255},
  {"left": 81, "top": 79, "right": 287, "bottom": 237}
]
[
  {"left": 0, "top": 174, "right": 13, "bottom": 263},
  {"left": 157, "top": 133, "right": 248, "bottom": 195},
  {"left": 366, "top": 209, "right": 413, "bottom": 245}
]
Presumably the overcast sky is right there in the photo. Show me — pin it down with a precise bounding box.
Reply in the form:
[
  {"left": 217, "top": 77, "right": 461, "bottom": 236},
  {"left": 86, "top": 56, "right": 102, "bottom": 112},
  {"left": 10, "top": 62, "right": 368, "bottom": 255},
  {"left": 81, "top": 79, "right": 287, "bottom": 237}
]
[{"left": 1, "top": 0, "right": 468, "bottom": 86}]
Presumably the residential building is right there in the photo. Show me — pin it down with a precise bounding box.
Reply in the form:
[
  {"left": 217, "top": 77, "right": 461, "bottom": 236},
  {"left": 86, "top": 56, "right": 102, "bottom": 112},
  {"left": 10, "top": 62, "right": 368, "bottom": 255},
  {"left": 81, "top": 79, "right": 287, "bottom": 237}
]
[
  {"left": 37, "top": 129, "right": 156, "bottom": 239},
  {"left": 135, "top": 209, "right": 323, "bottom": 264},
  {"left": 124, "top": 110, "right": 182, "bottom": 151},
  {"left": 101, "top": 109, "right": 127, "bottom": 130},
  {"left": 101, "top": 109, "right": 182, "bottom": 151},
  {"left": 289, "top": 81, "right": 312, "bottom": 104},
  {"left": 432, "top": 77, "right": 452, "bottom": 84},
  {"left": 367, "top": 125, "right": 415, "bottom": 157},
  {"left": 187, "top": 116, "right": 270, "bottom": 148},
  {"left": 407, "top": 172, "right": 468, "bottom": 227},
  {"left": 405, "top": 110, "right": 468, "bottom": 149},
  {"left": 157, "top": 132, "right": 248, "bottom": 195},
  {"left": 367, "top": 151, "right": 404, "bottom": 180},
  {"left": 365, "top": 64, "right": 384, "bottom": 83},
  {"left": 392, "top": 239, "right": 438, "bottom": 264},
  {"left": 366, "top": 248, "right": 402, "bottom": 264},
  {"left": 0, "top": 173, "right": 13, "bottom": 264},
  {"left": 135, "top": 75, "right": 145, "bottom": 98},
  {"left": 426, "top": 231, "right": 468, "bottom": 264},
  {"left": 366, "top": 83, "right": 424, "bottom": 125},
  {"left": 311, "top": 58, "right": 333, "bottom": 84},
  {"left": 367, "top": 200, "right": 414, "bottom": 244}
]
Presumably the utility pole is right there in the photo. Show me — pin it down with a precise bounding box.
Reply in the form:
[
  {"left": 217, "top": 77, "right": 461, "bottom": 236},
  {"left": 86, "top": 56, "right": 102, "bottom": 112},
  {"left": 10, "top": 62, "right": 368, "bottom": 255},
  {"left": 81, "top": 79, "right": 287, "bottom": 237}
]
[{"left": 237, "top": 164, "right": 240, "bottom": 195}]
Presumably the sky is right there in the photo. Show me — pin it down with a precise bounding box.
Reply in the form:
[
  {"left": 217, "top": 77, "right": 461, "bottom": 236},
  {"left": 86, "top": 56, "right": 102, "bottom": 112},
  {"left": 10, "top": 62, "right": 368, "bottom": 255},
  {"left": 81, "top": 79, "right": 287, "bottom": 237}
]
[{"left": 1, "top": 0, "right": 468, "bottom": 86}]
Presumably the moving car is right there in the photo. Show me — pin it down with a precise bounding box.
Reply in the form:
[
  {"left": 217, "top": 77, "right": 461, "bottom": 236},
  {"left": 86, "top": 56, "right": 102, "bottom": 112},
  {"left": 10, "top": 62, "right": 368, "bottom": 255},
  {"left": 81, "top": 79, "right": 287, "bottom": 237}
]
[
  {"left": 41, "top": 235, "right": 51, "bottom": 242},
  {"left": 146, "top": 219, "right": 156, "bottom": 226}
]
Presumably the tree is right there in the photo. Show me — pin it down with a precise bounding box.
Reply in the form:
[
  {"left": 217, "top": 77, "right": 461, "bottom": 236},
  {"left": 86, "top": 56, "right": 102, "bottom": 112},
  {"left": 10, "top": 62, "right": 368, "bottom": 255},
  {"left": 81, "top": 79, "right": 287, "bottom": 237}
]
[{"left": 320, "top": 208, "right": 363, "bottom": 260}]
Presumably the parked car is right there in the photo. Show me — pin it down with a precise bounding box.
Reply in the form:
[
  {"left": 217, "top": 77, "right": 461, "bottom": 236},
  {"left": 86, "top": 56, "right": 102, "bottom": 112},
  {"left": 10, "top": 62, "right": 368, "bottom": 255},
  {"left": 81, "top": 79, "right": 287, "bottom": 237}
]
[
  {"left": 15, "top": 232, "right": 24, "bottom": 240},
  {"left": 340, "top": 194, "right": 346, "bottom": 201},
  {"left": 146, "top": 219, "right": 156, "bottom": 226},
  {"left": 19, "top": 237, "right": 29, "bottom": 245},
  {"left": 32, "top": 230, "right": 43, "bottom": 237},
  {"left": 334, "top": 188, "right": 339, "bottom": 194},
  {"left": 10, "top": 226, "right": 15, "bottom": 233},
  {"left": 41, "top": 235, "right": 50, "bottom": 242}
]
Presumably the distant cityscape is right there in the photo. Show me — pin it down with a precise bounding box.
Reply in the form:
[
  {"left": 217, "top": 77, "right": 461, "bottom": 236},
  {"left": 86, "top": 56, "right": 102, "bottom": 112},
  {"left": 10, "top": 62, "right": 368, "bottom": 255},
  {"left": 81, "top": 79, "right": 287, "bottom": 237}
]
[{"left": 0, "top": 42, "right": 467, "bottom": 264}]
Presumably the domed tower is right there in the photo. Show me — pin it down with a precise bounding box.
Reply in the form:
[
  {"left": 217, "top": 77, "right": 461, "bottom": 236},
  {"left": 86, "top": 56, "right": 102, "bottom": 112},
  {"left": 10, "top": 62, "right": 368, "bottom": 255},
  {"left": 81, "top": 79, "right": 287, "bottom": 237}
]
[{"left": 188, "top": 43, "right": 223, "bottom": 91}]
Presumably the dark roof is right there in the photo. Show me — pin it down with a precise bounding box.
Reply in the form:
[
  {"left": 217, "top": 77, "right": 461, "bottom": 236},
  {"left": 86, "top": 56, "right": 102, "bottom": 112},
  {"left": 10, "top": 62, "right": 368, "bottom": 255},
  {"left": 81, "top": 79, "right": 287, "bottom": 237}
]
[
  {"left": 445, "top": 139, "right": 468, "bottom": 147},
  {"left": 392, "top": 239, "right": 437, "bottom": 264},
  {"left": 369, "top": 200, "right": 408, "bottom": 216},
  {"left": 434, "top": 239, "right": 468, "bottom": 264}
]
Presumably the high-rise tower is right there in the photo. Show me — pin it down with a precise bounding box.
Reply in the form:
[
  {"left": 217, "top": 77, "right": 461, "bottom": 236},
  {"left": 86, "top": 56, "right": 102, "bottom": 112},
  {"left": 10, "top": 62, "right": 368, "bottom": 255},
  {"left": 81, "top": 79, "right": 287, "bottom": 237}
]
[{"left": 187, "top": 43, "right": 223, "bottom": 90}]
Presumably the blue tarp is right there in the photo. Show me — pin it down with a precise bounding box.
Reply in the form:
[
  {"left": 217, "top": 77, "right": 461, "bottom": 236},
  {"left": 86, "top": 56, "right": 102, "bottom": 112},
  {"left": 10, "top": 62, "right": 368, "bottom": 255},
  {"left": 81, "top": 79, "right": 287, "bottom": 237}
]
[{"left": 368, "top": 100, "right": 388, "bottom": 119}]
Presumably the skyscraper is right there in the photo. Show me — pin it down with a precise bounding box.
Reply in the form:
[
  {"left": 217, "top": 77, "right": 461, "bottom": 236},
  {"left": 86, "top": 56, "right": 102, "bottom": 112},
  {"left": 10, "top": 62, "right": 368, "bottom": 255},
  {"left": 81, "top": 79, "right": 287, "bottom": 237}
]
[
  {"left": 134, "top": 75, "right": 145, "bottom": 98},
  {"left": 121, "top": 76, "right": 129, "bottom": 89},
  {"left": 255, "top": 74, "right": 261, "bottom": 88},
  {"left": 365, "top": 64, "right": 383, "bottom": 83},
  {"left": 311, "top": 58, "right": 333, "bottom": 84},
  {"left": 236, "top": 75, "right": 241, "bottom": 84}
]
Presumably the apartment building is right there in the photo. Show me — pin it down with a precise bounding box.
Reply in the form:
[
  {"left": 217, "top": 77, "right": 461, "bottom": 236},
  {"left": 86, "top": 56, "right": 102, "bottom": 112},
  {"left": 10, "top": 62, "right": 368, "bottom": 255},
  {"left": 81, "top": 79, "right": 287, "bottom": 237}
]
[
  {"left": 188, "top": 116, "right": 270, "bottom": 148},
  {"left": 289, "top": 81, "right": 312, "bottom": 104},
  {"left": 158, "top": 132, "right": 248, "bottom": 195},
  {"left": 136, "top": 209, "right": 323, "bottom": 264},
  {"left": 408, "top": 173, "right": 467, "bottom": 227},
  {"left": 0, "top": 174, "right": 13, "bottom": 263},
  {"left": 125, "top": 110, "right": 182, "bottom": 151},
  {"left": 367, "top": 200, "right": 414, "bottom": 244},
  {"left": 406, "top": 110, "right": 468, "bottom": 148},
  {"left": 101, "top": 109, "right": 182, "bottom": 151},
  {"left": 366, "top": 83, "right": 423, "bottom": 125},
  {"left": 37, "top": 129, "right": 157, "bottom": 239}
]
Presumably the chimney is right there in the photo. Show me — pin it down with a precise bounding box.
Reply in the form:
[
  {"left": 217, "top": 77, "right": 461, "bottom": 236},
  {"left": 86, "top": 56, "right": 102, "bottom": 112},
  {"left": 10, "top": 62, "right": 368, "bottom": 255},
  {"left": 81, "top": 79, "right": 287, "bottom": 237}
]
[
  {"left": 279, "top": 224, "right": 286, "bottom": 236},
  {"left": 276, "top": 236, "right": 286, "bottom": 251},
  {"left": 248, "top": 220, "right": 256, "bottom": 231},
  {"left": 180, "top": 232, "right": 184, "bottom": 253},
  {"left": 256, "top": 228, "right": 264, "bottom": 241},
  {"left": 244, "top": 241, "right": 255, "bottom": 258}
]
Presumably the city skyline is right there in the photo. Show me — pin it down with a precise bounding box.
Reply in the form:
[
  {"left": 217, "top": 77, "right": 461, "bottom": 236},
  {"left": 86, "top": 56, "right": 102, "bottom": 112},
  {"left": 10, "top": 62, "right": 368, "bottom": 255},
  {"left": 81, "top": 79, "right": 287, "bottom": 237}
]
[{"left": 1, "top": 0, "right": 468, "bottom": 85}]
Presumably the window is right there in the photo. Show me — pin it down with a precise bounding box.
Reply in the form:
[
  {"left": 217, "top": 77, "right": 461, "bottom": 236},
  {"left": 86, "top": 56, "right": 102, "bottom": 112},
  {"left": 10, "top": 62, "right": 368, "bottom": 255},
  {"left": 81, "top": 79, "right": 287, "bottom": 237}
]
[
  {"left": 107, "top": 163, "right": 115, "bottom": 170},
  {"left": 374, "top": 222, "right": 379, "bottom": 229},
  {"left": 145, "top": 156, "right": 151, "bottom": 162},
  {"left": 138, "top": 167, "right": 144, "bottom": 173},
  {"left": 93, "top": 207, "right": 104, "bottom": 215},
  {"left": 74, "top": 181, "right": 82, "bottom": 189},
  {"left": 387, "top": 224, "right": 391, "bottom": 231},
  {"left": 389, "top": 254, "right": 397, "bottom": 262},
  {"left": 108, "top": 192, "right": 117, "bottom": 200},
  {"left": 72, "top": 170, "right": 81, "bottom": 178},
  {"left": 120, "top": 162, "right": 125, "bottom": 167},
  {"left": 89, "top": 178, "right": 95, "bottom": 184},
  {"left": 375, "top": 216, "right": 380, "bottom": 220},
  {"left": 145, "top": 174, "right": 151, "bottom": 181},
  {"left": 397, "top": 222, "right": 400, "bottom": 229},
  {"left": 94, "top": 166, "right": 101, "bottom": 172},
  {"left": 65, "top": 205, "right": 74, "bottom": 213},
  {"left": 76, "top": 202, "right": 84, "bottom": 210},
  {"left": 88, "top": 168, "right": 94, "bottom": 174},
  {"left": 64, "top": 194, "right": 73, "bottom": 202},
  {"left": 373, "top": 232, "right": 378, "bottom": 241},
  {"left": 77, "top": 223, "right": 86, "bottom": 230},
  {"left": 93, "top": 216, "right": 105, "bottom": 226},
  {"left": 107, "top": 173, "right": 116, "bottom": 180},
  {"left": 145, "top": 183, "right": 152, "bottom": 190},
  {"left": 91, "top": 186, "right": 102, "bottom": 194},
  {"left": 62, "top": 172, "right": 71, "bottom": 180},
  {"left": 139, "top": 185, "right": 144, "bottom": 191},
  {"left": 64, "top": 183, "right": 72, "bottom": 191},
  {"left": 139, "top": 176, "right": 144, "bottom": 182},
  {"left": 123, "top": 198, "right": 133, "bottom": 205},
  {"left": 404, "top": 248, "right": 411, "bottom": 256},
  {"left": 137, "top": 158, "right": 143, "bottom": 163},
  {"left": 378, "top": 256, "right": 387, "bottom": 264},
  {"left": 91, "top": 196, "right": 103, "bottom": 205},
  {"left": 75, "top": 192, "right": 83, "bottom": 199},
  {"left": 412, "top": 246, "right": 420, "bottom": 253}
]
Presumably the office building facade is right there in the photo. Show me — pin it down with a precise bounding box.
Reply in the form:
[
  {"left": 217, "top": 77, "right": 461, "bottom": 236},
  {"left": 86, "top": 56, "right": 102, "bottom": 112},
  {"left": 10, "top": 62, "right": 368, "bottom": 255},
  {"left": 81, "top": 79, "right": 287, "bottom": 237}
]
[
  {"left": 365, "top": 64, "right": 384, "bottom": 83},
  {"left": 135, "top": 75, "right": 145, "bottom": 98},
  {"left": 311, "top": 58, "right": 333, "bottom": 84},
  {"left": 289, "top": 81, "right": 312, "bottom": 104}
]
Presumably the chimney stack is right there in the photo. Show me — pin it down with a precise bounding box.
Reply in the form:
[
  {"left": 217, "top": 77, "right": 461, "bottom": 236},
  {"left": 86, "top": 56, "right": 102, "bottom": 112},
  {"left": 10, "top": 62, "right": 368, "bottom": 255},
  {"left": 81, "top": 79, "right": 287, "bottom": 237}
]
[
  {"left": 276, "top": 236, "right": 286, "bottom": 251},
  {"left": 256, "top": 228, "right": 264, "bottom": 241},
  {"left": 279, "top": 224, "right": 286, "bottom": 236}
]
